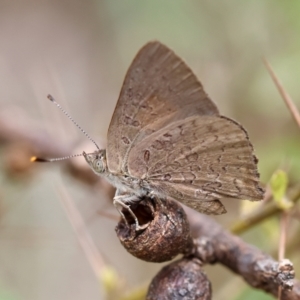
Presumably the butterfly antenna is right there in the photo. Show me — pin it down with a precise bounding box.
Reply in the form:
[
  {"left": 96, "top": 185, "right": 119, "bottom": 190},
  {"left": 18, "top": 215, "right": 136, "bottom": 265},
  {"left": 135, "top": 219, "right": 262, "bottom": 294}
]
[
  {"left": 31, "top": 153, "right": 85, "bottom": 163},
  {"left": 47, "top": 94, "right": 100, "bottom": 150}
]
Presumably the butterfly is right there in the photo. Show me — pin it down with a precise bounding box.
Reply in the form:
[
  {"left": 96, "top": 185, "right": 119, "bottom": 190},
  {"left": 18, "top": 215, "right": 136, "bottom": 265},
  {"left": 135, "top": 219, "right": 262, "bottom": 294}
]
[{"left": 83, "top": 41, "right": 264, "bottom": 230}]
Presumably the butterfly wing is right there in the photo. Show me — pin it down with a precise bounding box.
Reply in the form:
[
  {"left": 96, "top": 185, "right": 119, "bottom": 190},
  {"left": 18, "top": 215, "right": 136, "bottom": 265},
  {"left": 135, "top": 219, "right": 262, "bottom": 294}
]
[
  {"left": 127, "top": 115, "right": 264, "bottom": 214},
  {"left": 107, "top": 41, "right": 219, "bottom": 173}
]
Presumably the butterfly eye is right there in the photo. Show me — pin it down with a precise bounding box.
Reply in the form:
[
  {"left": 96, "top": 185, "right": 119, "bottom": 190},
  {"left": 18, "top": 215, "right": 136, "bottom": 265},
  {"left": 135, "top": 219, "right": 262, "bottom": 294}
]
[{"left": 94, "top": 159, "right": 103, "bottom": 172}]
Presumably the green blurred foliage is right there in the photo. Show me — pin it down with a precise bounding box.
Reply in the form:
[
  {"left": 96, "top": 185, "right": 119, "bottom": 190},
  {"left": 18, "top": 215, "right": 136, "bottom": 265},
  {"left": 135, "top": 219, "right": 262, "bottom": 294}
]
[
  {"left": 235, "top": 287, "right": 274, "bottom": 300},
  {"left": 270, "top": 170, "right": 293, "bottom": 210},
  {"left": 0, "top": 287, "right": 19, "bottom": 300}
]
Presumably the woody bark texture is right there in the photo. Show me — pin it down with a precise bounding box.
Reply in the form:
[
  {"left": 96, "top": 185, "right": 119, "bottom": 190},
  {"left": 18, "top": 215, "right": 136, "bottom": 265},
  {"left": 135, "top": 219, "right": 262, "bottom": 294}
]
[{"left": 188, "top": 209, "right": 298, "bottom": 300}]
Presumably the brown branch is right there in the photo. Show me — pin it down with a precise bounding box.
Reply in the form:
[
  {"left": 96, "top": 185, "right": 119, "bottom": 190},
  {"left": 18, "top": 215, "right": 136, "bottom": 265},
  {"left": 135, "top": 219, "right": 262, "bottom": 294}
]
[
  {"left": 115, "top": 197, "right": 298, "bottom": 299},
  {"left": 188, "top": 209, "right": 299, "bottom": 300},
  {"left": 0, "top": 106, "right": 71, "bottom": 157}
]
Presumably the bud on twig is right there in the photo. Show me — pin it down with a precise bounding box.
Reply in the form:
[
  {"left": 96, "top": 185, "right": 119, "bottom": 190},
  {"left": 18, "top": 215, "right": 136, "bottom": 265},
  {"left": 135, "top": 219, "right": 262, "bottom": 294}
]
[
  {"left": 146, "top": 258, "right": 211, "bottom": 300},
  {"left": 115, "top": 197, "right": 193, "bottom": 262}
]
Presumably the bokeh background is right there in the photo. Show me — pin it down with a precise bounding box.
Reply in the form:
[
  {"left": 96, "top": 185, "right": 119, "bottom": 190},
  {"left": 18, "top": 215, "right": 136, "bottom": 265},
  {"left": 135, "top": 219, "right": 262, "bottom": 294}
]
[{"left": 0, "top": 1, "right": 300, "bottom": 299}]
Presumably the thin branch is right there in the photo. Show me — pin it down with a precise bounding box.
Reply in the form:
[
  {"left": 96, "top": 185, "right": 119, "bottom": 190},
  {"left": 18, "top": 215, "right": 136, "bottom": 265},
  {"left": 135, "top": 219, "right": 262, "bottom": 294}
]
[
  {"left": 263, "top": 57, "right": 300, "bottom": 128},
  {"left": 278, "top": 212, "right": 289, "bottom": 299},
  {"left": 229, "top": 183, "right": 300, "bottom": 234},
  {"left": 279, "top": 213, "right": 289, "bottom": 261},
  {"left": 57, "top": 184, "right": 105, "bottom": 277}
]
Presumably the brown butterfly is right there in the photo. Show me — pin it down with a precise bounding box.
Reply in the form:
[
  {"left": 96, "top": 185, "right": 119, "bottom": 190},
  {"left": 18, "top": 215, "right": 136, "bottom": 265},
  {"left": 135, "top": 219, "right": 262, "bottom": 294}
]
[{"left": 83, "top": 41, "right": 264, "bottom": 230}]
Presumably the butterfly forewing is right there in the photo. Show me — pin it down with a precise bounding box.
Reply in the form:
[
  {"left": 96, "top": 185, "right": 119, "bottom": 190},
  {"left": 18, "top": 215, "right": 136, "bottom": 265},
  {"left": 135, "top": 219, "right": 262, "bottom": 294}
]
[
  {"left": 127, "top": 115, "right": 264, "bottom": 214},
  {"left": 107, "top": 41, "right": 219, "bottom": 173}
]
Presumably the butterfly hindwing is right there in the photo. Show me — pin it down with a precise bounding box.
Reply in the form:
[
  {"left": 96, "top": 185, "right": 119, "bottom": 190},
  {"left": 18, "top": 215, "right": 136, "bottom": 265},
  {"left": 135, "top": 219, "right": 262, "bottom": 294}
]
[{"left": 127, "top": 115, "right": 264, "bottom": 214}]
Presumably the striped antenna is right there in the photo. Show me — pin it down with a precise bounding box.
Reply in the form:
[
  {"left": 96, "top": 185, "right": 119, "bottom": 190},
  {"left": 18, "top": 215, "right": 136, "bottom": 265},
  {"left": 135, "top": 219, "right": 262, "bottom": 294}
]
[
  {"left": 47, "top": 94, "right": 100, "bottom": 150},
  {"left": 31, "top": 153, "right": 85, "bottom": 163},
  {"left": 31, "top": 94, "right": 100, "bottom": 163}
]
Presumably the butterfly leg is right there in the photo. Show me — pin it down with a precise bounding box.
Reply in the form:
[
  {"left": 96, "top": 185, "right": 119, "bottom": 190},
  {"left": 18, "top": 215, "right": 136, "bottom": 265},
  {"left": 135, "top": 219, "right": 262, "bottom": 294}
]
[{"left": 113, "top": 191, "right": 149, "bottom": 231}]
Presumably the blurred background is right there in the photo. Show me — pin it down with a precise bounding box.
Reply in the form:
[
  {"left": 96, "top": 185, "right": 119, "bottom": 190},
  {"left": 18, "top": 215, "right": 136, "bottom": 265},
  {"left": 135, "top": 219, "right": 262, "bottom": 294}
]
[{"left": 0, "top": 1, "right": 300, "bottom": 299}]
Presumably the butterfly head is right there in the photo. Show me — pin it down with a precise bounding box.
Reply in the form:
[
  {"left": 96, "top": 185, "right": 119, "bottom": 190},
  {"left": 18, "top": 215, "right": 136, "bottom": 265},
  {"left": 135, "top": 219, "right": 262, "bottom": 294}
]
[{"left": 83, "top": 149, "right": 108, "bottom": 175}]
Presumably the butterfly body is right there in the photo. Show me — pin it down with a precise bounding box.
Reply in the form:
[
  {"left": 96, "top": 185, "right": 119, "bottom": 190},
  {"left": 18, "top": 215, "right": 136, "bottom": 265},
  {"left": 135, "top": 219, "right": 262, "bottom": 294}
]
[{"left": 84, "top": 150, "right": 152, "bottom": 201}]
